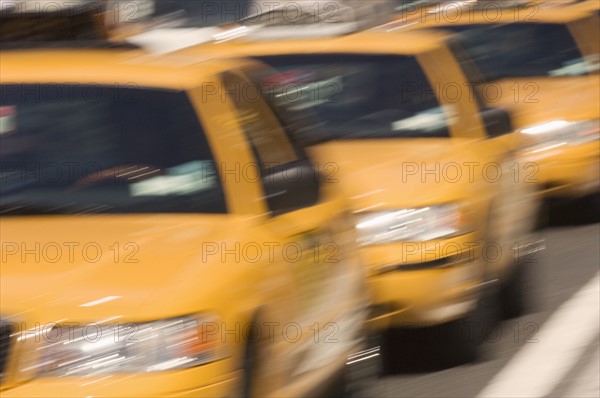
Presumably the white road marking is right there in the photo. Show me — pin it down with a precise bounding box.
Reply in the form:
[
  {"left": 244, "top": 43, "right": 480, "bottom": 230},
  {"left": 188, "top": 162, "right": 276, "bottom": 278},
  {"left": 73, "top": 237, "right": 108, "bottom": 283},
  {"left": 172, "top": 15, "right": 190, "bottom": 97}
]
[
  {"left": 478, "top": 272, "right": 600, "bottom": 398},
  {"left": 564, "top": 344, "right": 600, "bottom": 398}
]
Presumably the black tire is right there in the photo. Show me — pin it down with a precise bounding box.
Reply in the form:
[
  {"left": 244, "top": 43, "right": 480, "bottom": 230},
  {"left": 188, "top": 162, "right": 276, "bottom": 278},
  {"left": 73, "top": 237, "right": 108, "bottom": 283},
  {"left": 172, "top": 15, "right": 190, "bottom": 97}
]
[
  {"left": 381, "top": 320, "right": 479, "bottom": 372},
  {"left": 585, "top": 192, "right": 600, "bottom": 223},
  {"left": 432, "top": 318, "right": 479, "bottom": 367},
  {"left": 329, "top": 334, "right": 382, "bottom": 397},
  {"left": 435, "top": 286, "right": 497, "bottom": 367},
  {"left": 380, "top": 327, "right": 419, "bottom": 374},
  {"left": 241, "top": 322, "right": 259, "bottom": 398},
  {"left": 547, "top": 192, "right": 600, "bottom": 226},
  {"left": 499, "top": 259, "right": 528, "bottom": 319},
  {"left": 380, "top": 289, "right": 497, "bottom": 373},
  {"left": 327, "top": 369, "right": 356, "bottom": 398},
  {"left": 534, "top": 198, "right": 550, "bottom": 231}
]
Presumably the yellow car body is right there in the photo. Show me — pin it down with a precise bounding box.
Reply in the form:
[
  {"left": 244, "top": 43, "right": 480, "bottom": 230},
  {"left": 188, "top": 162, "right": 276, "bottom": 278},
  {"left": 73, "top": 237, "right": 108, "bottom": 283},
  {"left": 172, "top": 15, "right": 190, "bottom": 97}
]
[
  {"left": 539, "top": 0, "right": 600, "bottom": 13},
  {"left": 184, "top": 30, "right": 539, "bottom": 331},
  {"left": 0, "top": 48, "right": 368, "bottom": 397},
  {"left": 395, "top": 5, "right": 600, "bottom": 198}
]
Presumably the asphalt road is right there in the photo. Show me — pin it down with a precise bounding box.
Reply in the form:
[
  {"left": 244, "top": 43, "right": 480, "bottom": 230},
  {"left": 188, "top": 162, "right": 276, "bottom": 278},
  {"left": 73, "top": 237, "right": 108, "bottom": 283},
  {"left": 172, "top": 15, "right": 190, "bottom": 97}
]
[{"left": 358, "top": 209, "right": 600, "bottom": 397}]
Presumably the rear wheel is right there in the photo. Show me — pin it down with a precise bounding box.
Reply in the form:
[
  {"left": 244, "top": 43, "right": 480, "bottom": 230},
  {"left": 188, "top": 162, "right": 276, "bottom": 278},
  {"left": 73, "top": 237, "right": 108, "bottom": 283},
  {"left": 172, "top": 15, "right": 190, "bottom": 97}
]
[{"left": 498, "top": 258, "right": 528, "bottom": 319}]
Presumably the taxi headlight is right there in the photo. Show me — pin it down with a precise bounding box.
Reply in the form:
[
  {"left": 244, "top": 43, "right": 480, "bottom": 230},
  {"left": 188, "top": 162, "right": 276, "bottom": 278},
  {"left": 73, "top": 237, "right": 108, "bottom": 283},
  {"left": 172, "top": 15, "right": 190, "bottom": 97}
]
[
  {"left": 20, "top": 315, "right": 224, "bottom": 377},
  {"left": 521, "top": 119, "right": 600, "bottom": 147},
  {"left": 355, "top": 204, "right": 469, "bottom": 245}
]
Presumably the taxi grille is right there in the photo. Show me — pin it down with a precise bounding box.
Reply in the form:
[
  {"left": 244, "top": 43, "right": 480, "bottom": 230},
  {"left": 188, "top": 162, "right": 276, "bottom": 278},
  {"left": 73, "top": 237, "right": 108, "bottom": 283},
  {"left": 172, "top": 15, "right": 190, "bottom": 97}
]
[{"left": 0, "top": 322, "right": 13, "bottom": 381}]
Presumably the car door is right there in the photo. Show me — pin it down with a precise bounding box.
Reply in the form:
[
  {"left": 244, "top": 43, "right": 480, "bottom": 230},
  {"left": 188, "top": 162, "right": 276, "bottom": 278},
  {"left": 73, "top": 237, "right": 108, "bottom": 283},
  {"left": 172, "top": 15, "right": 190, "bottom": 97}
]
[
  {"left": 419, "top": 43, "right": 538, "bottom": 275},
  {"left": 218, "top": 70, "right": 364, "bottom": 389}
]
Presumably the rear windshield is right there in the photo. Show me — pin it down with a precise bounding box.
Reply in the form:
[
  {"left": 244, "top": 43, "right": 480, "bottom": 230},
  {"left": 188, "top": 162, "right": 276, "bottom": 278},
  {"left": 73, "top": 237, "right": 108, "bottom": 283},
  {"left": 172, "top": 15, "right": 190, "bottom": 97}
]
[
  {"left": 257, "top": 54, "right": 451, "bottom": 144},
  {"left": 0, "top": 85, "right": 226, "bottom": 215},
  {"left": 442, "top": 22, "right": 592, "bottom": 80}
]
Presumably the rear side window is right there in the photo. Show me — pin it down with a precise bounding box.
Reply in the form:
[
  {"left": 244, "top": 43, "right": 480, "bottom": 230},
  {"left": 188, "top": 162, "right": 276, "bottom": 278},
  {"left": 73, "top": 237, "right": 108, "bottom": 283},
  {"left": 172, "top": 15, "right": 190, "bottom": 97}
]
[
  {"left": 221, "top": 72, "right": 301, "bottom": 168},
  {"left": 220, "top": 71, "right": 319, "bottom": 214}
]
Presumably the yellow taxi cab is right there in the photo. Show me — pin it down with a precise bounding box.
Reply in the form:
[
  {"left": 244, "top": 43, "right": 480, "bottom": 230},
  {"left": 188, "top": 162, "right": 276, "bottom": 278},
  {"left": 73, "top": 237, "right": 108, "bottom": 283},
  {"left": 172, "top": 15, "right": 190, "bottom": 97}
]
[
  {"left": 381, "top": 0, "right": 540, "bottom": 25},
  {"left": 539, "top": 0, "right": 600, "bottom": 13},
  {"left": 0, "top": 26, "right": 371, "bottom": 398},
  {"left": 393, "top": 3, "right": 600, "bottom": 203},
  {"left": 180, "top": 27, "right": 541, "bottom": 363}
]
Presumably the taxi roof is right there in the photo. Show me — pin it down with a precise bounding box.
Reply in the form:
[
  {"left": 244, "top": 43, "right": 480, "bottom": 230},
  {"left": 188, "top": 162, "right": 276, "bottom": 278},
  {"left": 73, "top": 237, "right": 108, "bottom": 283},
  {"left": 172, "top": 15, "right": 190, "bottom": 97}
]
[
  {"left": 181, "top": 29, "right": 448, "bottom": 58},
  {"left": 0, "top": 47, "right": 249, "bottom": 90}
]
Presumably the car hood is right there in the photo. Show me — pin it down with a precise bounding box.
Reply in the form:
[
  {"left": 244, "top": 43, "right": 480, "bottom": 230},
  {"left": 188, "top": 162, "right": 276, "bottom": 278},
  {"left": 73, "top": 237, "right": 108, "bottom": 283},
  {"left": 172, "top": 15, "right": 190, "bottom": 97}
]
[
  {"left": 479, "top": 75, "right": 600, "bottom": 128},
  {"left": 0, "top": 215, "right": 252, "bottom": 324},
  {"left": 309, "top": 138, "right": 494, "bottom": 211}
]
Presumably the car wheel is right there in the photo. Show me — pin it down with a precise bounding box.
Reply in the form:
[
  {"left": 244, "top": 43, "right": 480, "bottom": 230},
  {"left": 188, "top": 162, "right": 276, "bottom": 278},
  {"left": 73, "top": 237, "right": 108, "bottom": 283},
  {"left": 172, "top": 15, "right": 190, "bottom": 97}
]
[
  {"left": 494, "top": 199, "right": 541, "bottom": 320},
  {"left": 379, "top": 328, "right": 399, "bottom": 375},
  {"left": 436, "top": 286, "right": 497, "bottom": 366},
  {"left": 585, "top": 192, "right": 600, "bottom": 223},
  {"left": 327, "top": 368, "right": 358, "bottom": 398},
  {"left": 241, "top": 320, "right": 270, "bottom": 398},
  {"left": 486, "top": 165, "right": 539, "bottom": 320},
  {"left": 380, "top": 290, "right": 496, "bottom": 372},
  {"left": 547, "top": 192, "right": 600, "bottom": 226},
  {"left": 380, "top": 320, "right": 480, "bottom": 371},
  {"left": 329, "top": 334, "right": 383, "bottom": 397},
  {"left": 241, "top": 327, "right": 258, "bottom": 398},
  {"left": 498, "top": 256, "right": 529, "bottom": 319}
]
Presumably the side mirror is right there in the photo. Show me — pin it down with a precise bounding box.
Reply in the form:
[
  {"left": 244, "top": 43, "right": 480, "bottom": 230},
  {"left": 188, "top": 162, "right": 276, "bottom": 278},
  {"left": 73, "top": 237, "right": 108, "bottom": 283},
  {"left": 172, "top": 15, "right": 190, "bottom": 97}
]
[
  {"left": 481, "top": 107, "right": 514, "bottom": 137},
  {"left": 262, "top": 159, "right": 320, "bottom": 215}
]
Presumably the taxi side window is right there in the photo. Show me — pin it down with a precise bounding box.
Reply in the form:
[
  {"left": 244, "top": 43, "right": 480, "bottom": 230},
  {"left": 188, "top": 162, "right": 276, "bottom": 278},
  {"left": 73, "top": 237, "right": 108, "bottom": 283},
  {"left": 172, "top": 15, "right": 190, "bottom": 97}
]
[
  {"left": 221, "top": 71, "right": 320, "bottom": 215},
  {"left": 447, "top": 39, "right": 514, "bottom": 138},
  {"left": 222, "top": 72, "right": 300, "bottom": 167}
]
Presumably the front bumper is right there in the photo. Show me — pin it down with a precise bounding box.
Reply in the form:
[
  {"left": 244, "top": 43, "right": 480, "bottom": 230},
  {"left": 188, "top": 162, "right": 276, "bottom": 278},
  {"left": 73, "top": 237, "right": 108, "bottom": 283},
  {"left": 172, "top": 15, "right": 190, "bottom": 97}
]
[
  {"left": 361, "top": 233, "right": 485, "bottom": 330},
  {"left": 0, "top": 360, "right": 239, "bottom": 398},
  {"left": 530, "top": 141, "right": 600, "bottom": 198}
]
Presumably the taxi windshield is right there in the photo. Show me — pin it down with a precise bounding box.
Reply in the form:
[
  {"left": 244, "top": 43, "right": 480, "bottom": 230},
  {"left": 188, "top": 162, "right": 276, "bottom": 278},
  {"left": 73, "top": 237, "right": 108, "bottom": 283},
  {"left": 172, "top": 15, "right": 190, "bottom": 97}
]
[
  {"left": 443, "top": 22, "right": 593, "bottom": 80},
  {"left": 0, "top": 84, "right": 226, "bottom": 215},
  {"left": 257, "top": 54, "right": 451, "bottom": 144},
  {"left": 148, "top": 0, "right": 255, "bottom": 27}
]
